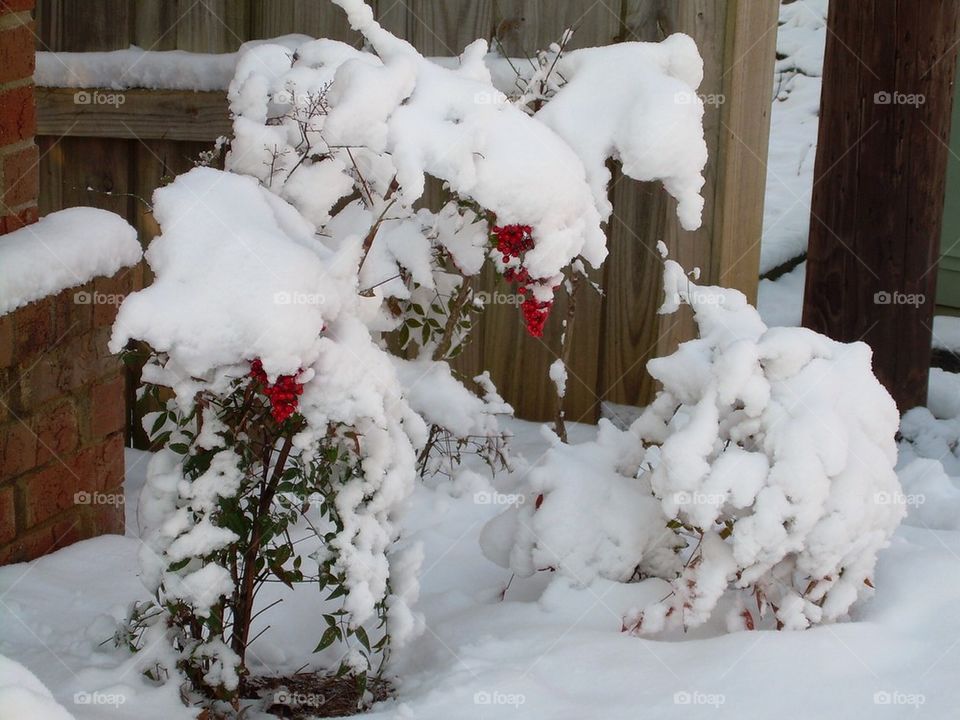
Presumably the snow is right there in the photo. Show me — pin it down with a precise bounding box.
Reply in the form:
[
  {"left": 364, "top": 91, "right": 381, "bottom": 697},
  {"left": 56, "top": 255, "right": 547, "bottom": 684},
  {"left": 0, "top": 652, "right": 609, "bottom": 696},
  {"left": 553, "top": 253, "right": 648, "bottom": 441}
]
[
  {"left": 225, "top": 15, "right": 707, "bottom": 294},
  {"left": 16, "top": 3, "right": 955, "bottom": 717},
  {"left": 548, "top": 358, "right": 567, "bottom": 399},
  {"left": 34, "top": 36, "right": 310, "bottom": 91},
  {"left": 757, "top": 260, "right": 805, "bottom": 327},
  {"left": 109, "top": 166, "right": 350, "bottom": 379},
  {"left": 536, "top": 35, "right": 708, "bottom": 231},
  {"left": 760, "top": 0, "right": 827, "bottom": 275},
  {"left": 0, "top": 654, "right": 75, "bottom": 720},
  {"left": 932, "top": 315, "right": 960, "bottom": 352},
  {"left": 0, "top": 208, "right": 140, "bottom": 316},
  {"left": 3, "top": 413, "right": 960, "bottom": 719}
]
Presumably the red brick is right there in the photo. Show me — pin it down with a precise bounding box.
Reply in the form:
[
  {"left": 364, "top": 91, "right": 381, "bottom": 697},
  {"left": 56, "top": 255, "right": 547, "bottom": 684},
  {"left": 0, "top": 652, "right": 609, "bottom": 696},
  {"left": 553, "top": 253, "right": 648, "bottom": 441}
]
[
  {"left": 0, "top": 485, "right": 15, "bottom": 544},
  {"left": 94, "top": 432, "right": 125, "bottom": 492},
  {"left": 35, "top": 399, "right": 79, "bottom": 462},
  {"left": 0, "top": 204, "right": 37, "bottom": 234},
  {"left": 50, "top": 281, "right": 92, "bottom": 338},
  {"left": 0, "top": 1, "right": 35, "bottom": 14},
  {"left": 10, "top": 295, "right": 52, "bottom": 356},
  {"left": 19, "top": 460, "right": 84, "bottom": 527},
  {"left": 0, "top": 85, "right": 34, "bottom": 146},
  {"left": 0, "top": 22, "right": 35, "bottom": 85},
  {"left": 89, "top": 373, "right": 125, "bottom": 439},
  {"left": 21, "top": 331, "right": 118, "bottom": 410},
  {"left": 0, "top": 513, "right": 85, "bottom": 565},
  {"left": 92, "top": 271, "right": 131, "bottom": 327},
  {"left": 0, "top": 417, "right": 36, "bottom": 478},
  {"left": 1, "top": 143, "right": 38, "bottom": 210},
  {"left": 89, "top": 497, "right": 125, "bottom": 536},
  {"left": 73, "top": 432, "right": 124, "bottom": 492},
  {"left": 19, "top": 431, "right": 124, "bottom": 529}
]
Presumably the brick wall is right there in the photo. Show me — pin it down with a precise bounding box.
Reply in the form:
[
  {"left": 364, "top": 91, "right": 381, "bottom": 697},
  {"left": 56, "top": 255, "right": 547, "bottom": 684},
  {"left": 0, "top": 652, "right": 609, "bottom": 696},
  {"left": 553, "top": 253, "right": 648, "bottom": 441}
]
[
  {"left": 0, "top": 0, "right": 128, "bottom": 564},
  {"left": 0, "top": 0, "right": 38, "bottom": 233}
]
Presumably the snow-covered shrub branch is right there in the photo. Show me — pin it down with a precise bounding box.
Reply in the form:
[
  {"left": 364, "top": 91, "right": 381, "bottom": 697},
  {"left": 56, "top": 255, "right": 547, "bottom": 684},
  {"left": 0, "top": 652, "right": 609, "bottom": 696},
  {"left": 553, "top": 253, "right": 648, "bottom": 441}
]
[
  {"left": 109, "top": 0, "right": 711, "bottom": 709},
  {"left": 484, "top": 259, "right": 905, "bottom": 633}
]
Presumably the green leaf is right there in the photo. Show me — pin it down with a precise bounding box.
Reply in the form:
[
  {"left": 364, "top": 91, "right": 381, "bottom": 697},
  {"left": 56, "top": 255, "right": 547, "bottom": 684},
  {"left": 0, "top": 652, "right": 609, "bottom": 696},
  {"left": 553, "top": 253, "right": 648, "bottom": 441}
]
[
  {"left": 314, "top": 625, "right": 340, "bottom": 652},
  {"left": 326, "top": 584, "right": 348, "bottom": 601},
  {"left": 150, "top": 413, "right": 167, "bottom": 437},
  {"left": 354, "top": 626, "right": 371, "bottom": 651}
]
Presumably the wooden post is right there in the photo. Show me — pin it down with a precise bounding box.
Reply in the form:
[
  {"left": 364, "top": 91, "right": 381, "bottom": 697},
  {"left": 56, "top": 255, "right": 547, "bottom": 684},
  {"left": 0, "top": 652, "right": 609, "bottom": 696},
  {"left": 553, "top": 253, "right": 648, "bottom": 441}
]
[{"left": 802, "top": 0, "right": 960, "bottom": 412}]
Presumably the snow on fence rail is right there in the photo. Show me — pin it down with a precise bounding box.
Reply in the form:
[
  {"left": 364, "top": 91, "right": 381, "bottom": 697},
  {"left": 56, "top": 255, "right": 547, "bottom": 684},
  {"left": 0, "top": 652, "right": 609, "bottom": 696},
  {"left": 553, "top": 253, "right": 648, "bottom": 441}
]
[{"left": 31, "top": 0, "right": 780, "bottom": 423}]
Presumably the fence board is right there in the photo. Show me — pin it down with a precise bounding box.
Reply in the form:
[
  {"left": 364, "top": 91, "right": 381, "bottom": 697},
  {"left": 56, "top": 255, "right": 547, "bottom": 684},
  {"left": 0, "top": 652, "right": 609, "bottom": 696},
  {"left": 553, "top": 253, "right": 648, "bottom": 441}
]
[
  {"left": 36, "top": 88, "right": 231, "bottom": 142},
  {"left": 175, "top": 0, "right": 248, "bottom": 52},
  {"left": 33, "top": 0, "right": 775, "bottom": 423},
  {"left": 251, "top": 0, "right": 360, "bottom": 43},
  {"left": 35, "top": 0, "right": 131, "bottom": 51},
  {"left": 132, "top": 0, "right": 180, "bottom": 50},
  {"left": 375, "top": 0, "right": 495, "bottom": 56}
]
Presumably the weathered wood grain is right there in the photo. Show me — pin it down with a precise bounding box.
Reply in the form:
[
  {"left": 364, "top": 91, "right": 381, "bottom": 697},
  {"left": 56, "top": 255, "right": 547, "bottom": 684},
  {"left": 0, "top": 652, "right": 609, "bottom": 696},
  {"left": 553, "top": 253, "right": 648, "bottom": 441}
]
[
  {"left": 36, "top": 87, "right": 231, "bottom": 142},
  {"left": 803, "top": 0, "right": 960, "bottom": 410}
]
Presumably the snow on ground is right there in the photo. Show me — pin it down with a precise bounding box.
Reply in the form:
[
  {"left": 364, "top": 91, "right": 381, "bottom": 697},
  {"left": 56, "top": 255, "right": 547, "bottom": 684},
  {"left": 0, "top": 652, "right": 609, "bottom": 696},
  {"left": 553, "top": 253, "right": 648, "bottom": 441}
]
[
  {"left": 757, "top": 261, "right": 805, "bottom": 327},
  {"left": 0, "top": 208, "right": 140, "bottom": 316},
  {"left": 3, "top": 413, "right": 960, "bottom": 719},
  {"left": 932, "top": 315, "right": 960, "bottom": 353},
  {"left": 756, "top": 0, "right": 827, "bottom": 325},
  {"left": 759, "top": 0, "right": 826, "bottom": 276}
]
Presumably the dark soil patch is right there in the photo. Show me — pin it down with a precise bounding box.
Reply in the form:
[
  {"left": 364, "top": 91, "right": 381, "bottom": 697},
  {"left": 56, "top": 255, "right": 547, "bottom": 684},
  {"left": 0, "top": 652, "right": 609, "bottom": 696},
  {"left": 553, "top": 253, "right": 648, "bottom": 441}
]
[{"left": 245, "top": 672, "right": 392, "bottom": 718}]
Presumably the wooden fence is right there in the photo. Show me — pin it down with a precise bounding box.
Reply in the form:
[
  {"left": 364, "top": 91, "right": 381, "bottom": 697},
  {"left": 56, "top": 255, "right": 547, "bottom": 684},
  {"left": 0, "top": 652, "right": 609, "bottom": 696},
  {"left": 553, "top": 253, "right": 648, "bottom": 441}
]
[{"left": 33, "top": 0, "right": 779, "bottom": 426}]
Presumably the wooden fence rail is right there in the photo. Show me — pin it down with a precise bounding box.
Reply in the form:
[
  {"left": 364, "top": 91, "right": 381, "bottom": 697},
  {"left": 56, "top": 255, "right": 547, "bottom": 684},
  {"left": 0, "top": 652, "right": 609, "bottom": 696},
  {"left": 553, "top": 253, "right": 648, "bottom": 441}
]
[{"left": 34, "top": 0, "right": 778, "bottom": 425}]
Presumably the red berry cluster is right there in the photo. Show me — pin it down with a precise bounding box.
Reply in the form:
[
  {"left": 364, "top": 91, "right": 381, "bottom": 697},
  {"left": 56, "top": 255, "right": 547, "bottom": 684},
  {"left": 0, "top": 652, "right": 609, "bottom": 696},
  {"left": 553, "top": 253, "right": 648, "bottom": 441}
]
[
  {"left": 493, "top": 224, "right": 553, "bottom": 338},
  {"left": 249, "top": 359, "right": 304, "bottom": 423},
  {"left": 493, "top": 224, "right": 534, "bottom": 261},
  {"left": 521, "top": 297, "right": 552, "bottom": 337}
]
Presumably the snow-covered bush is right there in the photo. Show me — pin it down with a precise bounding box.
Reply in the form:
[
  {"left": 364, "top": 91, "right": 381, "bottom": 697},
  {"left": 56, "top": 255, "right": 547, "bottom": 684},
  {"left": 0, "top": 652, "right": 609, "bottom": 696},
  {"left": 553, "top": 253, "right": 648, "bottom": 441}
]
[
  {"left": 484, "top": 260, "right": 905, "bottom": 632},
  {"left": 109, "top": 0, "right": 709, "bottom": 709}
]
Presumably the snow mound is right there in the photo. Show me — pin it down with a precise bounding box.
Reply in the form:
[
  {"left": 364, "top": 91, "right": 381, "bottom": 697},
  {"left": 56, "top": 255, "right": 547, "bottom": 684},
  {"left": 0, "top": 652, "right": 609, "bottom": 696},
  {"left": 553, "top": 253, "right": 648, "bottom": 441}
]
[
  {"left": 0, "top": 654, "right": 75, "bottom": 720},
  {"left": 486, "top": 258, "right": 904, "bottom": 633},
  {"left": 538, "top": 34, "right": 707, "bottom": 231},
  {"left": 109, "top": 166, "right": 352, "bottom": 378},
  {"left": 35, "top": 35, "right": 310, "bottom": 90},
  {"left": 0, "top": 207, "right": 140, "bottom": 316}
]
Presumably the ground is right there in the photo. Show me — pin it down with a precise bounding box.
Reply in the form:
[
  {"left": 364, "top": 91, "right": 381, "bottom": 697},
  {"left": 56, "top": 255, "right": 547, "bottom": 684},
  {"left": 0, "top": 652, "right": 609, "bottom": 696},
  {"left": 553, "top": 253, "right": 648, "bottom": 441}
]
[{"left": 2, "top": 413, "right": 960, "bottom": 719}]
